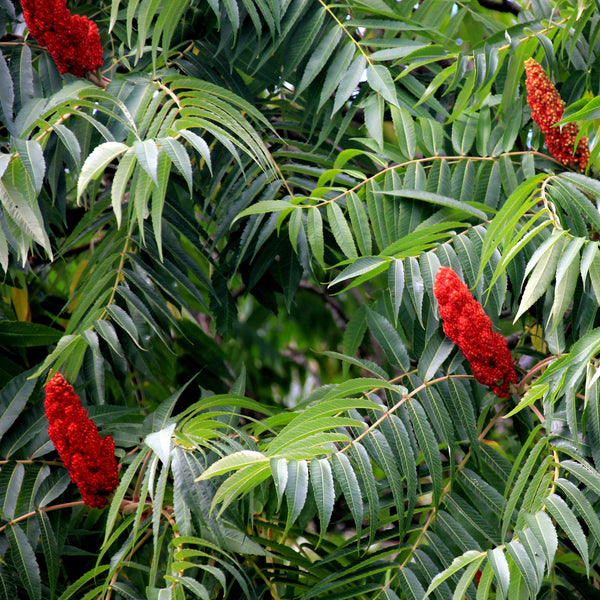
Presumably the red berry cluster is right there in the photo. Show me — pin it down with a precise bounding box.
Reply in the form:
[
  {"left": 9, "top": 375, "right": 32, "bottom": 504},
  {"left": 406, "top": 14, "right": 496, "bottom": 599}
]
[
  {"left": 20, "top": 0, "right": 103, "bottom": 77},
  {"left": 433, "top": 267, "right": 517, "bottom": 399},
  {"left": 524, "top": 58, "right": 589, "bottom": 170},
  {"left": 44, "top": 373, "right": 119, "bottom": 508}
]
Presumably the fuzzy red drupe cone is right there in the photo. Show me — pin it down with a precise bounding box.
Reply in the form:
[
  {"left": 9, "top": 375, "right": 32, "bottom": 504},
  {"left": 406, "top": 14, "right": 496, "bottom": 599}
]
[
  {"left": 20, "top": 0, "right": 103, "bottom": 77},
  {"left": 433, "top": 267, "right": 517, "bottom": 399},
  {"left": 44, "top": 373, "right": 119, "bottom": 508},
  {"left": 524, "top": 58, "right": 589, "bottom": 170}
]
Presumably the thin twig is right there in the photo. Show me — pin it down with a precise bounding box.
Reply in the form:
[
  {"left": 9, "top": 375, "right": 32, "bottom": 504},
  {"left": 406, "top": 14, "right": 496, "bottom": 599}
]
[{"left": 0, "top": 501, "right": 85, "bottom": 535}]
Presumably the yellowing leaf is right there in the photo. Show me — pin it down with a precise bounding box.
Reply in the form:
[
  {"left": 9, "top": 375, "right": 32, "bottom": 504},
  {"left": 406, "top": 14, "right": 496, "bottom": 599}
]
[{"left": 10, "top": 285, "right": 30, "bottom": 322}]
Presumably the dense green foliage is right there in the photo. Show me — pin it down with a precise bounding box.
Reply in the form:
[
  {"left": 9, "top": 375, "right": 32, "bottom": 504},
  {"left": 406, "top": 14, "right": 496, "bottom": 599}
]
[{"left": 2, "top": 0, "right": 600, "bottom": 598}]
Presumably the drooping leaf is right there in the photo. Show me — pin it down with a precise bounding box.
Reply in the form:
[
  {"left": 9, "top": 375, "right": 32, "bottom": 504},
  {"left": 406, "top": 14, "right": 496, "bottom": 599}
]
[
  {"left": 6, "top": 524, "right": 41, "bottom": 600},
  {"left": 505, "top": 540, "right": 539, "bottom": 598},
  {"left": 406, "top": 398, "right": 443, "bottom": 504},
  {"left": 0, "top": 463, "right": 24, "bottom": 520},
  {"left": 331, "top": 452, "right": 363, "bottom": 535},
  {"left": 524, "top": 511, "right": 558, "bottom": 571},
  {"left": 514, "top": 233, "right": 566, "bottom": 322},
  {"left": 284, "top": 459, "right": 309, "bottom": 530},
  {"left": 36, "top": 511, "right": 59, "bottom": 598},
  {"left": 77, "top": 142, "right": 128, "bottom": 203},
  {"left": 318, "top": 42, "right": 356, "bottom": 110},
  {"left": 134, "top": 138, "right": 160, "bottom": 186},
  {"left": 501, "top": 437, "right": 548, "bottom": 540},
  {"left": 366, "top": 306, "right": 410, "bottom": 371},
  {"left": 296, "top": 26, "right": 344, "bottom": 97},
  {"left": 310, "top": 457, "right": 335, "bottom": 537},
  {"left": 326, "top": 201, "right": 358, "bottom": 259},
  {"left": 13, "top": 138, "right": 45, "bottom": 195},
  {"left": 348, "top": 440, "right": 379, "bottom": 545},
  {"left": 488, "top": 547, "right": 510, "bottom": 600},
  {"left": 333, "top": 54, "right": 367, "bottom": 114},
  {"left": 158, "top": 136, "right": 193, "bottom": 194},
  {"left": 0, "top": 371, "right": 36, "bottom": 444},
  {"left": 366, "top": 64, "right": 399, "bottom": 107},
  {"left": 544, "top": 493, "right": 589, "bottom": 573}
]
